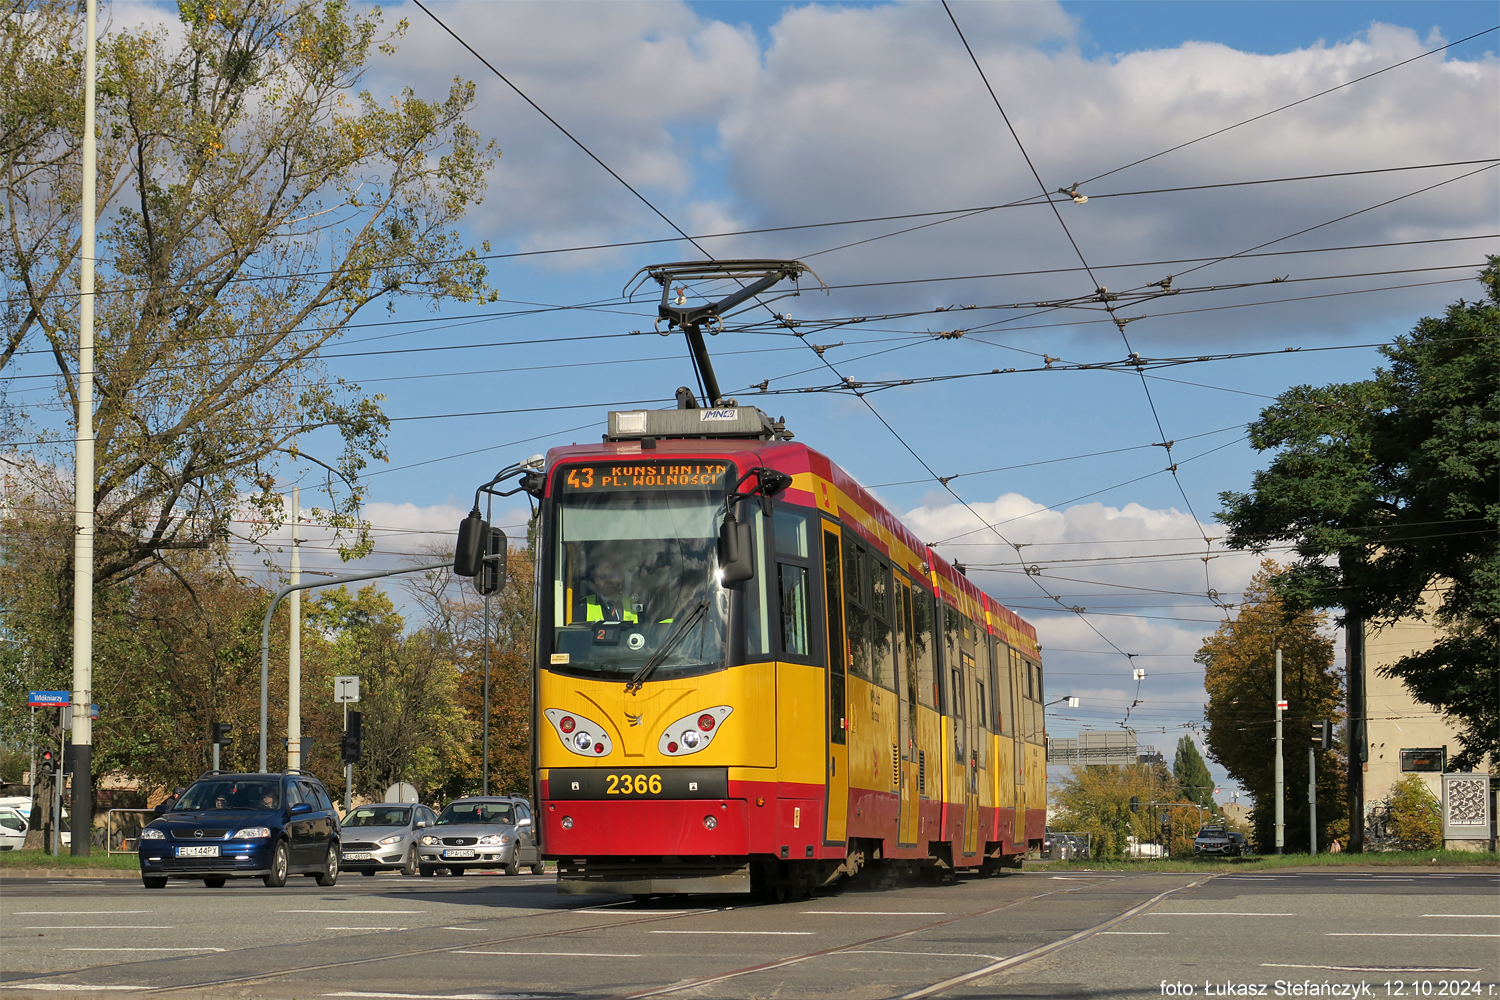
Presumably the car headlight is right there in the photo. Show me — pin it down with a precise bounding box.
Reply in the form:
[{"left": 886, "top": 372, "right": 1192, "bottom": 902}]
[
  {"left": 477, "top": 834, "right": 507, "bottom": 846},
  {"left": 231, "top": 827, "right": 270, "bottom": 839},
  {"left": 420, "top": 834, "right": 439, "bottom": 846},
  {"left": 139, "top": 828, "right": 165, "bottom": 840},
  {"left": 377, "top": 834, "right": 404, "bottom": 846}
]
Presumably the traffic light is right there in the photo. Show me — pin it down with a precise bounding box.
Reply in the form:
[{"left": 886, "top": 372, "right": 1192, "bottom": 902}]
[
  {"left": 211, "top": 721, "right": 233, "bottom": 748},
  {"left": 1311, "top": 718, "right": 1332, "bottom": 751},
  {"left": 341, "top": 711, "right": 363, "bottom": 764},
  {"left": 1129, "top": 795, "right": 1140, "bottom": 813},
  {"left": 475, "top": 526, "right": 507, "bottom": 596},
  {"left": 39, "top": 749, "right": 56, "bottom": 777}
]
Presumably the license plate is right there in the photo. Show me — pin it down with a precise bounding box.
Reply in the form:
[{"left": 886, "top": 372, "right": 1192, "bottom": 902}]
[
  {"left": 343, "top": 852, "right": 372, "bottom": 861},
  {"left": 175, "top": 845, "right": 219, "bottom": 858},
  {"left": 442, "top": 849, "right": 476, "bottom": 859}
]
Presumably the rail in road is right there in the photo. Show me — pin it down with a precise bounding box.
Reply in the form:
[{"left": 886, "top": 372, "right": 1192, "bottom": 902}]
[{"left": 1, "top": 869, "right": 1495, "bottom": 999}]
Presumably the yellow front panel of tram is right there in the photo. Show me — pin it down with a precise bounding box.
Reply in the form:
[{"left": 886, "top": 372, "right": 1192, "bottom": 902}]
[{"left": 537, "top": 662, "right": 777, "bottom": 769}]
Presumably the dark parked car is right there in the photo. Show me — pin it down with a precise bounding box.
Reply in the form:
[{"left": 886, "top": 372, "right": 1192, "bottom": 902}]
[{"left": 137, "top": 771, "right": 341, "bottom": 888}]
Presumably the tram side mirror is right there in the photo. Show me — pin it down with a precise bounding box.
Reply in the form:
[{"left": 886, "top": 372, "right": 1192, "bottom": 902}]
[
  {"left": 454, "top": 509, "right": 487, "bottom": 577},
  {"left": 475, "top": 526, "right": 507, "bottom": 596},
  {"left": 718, "top": 518, "right": 755, "bottom": 583}
]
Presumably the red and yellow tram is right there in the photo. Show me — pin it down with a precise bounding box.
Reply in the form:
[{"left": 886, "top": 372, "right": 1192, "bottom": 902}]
[{"left": 508, "top": 404, "right": 1046, "bottom": 897}]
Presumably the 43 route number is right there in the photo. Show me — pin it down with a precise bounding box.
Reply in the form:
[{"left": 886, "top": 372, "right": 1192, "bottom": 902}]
[
  {"left": 605, "top": 772, "right": 662, "bottom": 795},
  {"left": 565, "top": 467, "right": 595, "bottom": 490}
]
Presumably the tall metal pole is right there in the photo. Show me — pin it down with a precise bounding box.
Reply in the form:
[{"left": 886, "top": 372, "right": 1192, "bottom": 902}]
[
  {"left": 69, "top": 0, "right": 99, "bottom": 857},
  {"left": 1308, "top": 746, "right": 1318, "bottom": 855},
  {"left": 481, "top": 493, "right": 492, "bottom": 795},
  {"left": 343, "top": 702, "right": 352, "bottom": 813},
  {"left": 1274, "top": 647, "right": 1284, "bottom": 855},
  {"left": 287, "top": 488, "right": 301, "bottom": 771}
]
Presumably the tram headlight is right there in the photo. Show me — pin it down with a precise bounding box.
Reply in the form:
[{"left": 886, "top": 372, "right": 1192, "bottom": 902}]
[
  {"left": 573, "top": 731, "right": 593, "bottom": 751},
  {"left": 657, "top": 706, "right": 733, "bottom": 756},
  {"left": 681, "top": 730, "right": 701, "bottom": 750},
  {"left": 560, "top": 816, "right": 574, "bottom": 829},
  {"left": 544, "top": 708, "right": 612, "bottom": 757},
  {"left": 703, "top": 815, "right": 718, "bottom": 830}
]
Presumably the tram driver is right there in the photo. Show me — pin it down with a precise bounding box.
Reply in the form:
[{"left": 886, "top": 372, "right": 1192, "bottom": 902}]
[{"left": 578, "top": 555, "right": 640, "bottom": 623}]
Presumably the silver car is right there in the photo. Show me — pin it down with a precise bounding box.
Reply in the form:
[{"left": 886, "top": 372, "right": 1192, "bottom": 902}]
[
  {"left": 340, "top": 802, "right": 439, "bottom": 876},
  {"left": 417, "top": 796, "right": 543, "bottom": 877}
]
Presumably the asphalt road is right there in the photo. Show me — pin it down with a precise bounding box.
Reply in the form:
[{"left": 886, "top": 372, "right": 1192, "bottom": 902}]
[{"left": 0, "top": 868, "right": 1494, "bottom": 999}]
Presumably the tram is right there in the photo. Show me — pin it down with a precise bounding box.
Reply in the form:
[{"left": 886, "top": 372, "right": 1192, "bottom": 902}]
[{"left": 453, "top": 262, "right": 1047, "bottom": 897}]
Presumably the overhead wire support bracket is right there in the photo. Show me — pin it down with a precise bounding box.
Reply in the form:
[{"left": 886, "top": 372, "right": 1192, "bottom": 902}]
[{"left": 624, "top": 260, "right": 825, "bottom": 407}]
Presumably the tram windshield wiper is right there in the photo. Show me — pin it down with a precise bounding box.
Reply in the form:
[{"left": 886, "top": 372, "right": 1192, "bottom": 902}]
[{"left": 624, "top": 599, "right": 709, "bottom": 695}]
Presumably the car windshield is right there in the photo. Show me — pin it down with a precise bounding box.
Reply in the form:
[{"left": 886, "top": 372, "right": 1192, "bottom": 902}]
[
  {"left": 1197, "top": 827, "right": 1227, "bottom": 837},
  {"left": 549, "top": 463, "right": 738, "bottom": 682},
  {"left": 342, "top": 806, "right": 411, "bottom": 828},
  {"left": 174, "top": 779, "right": 280, "bottom": 811},
  {"left": 437, "top": 802, "right": 515, "bottom": 826}
]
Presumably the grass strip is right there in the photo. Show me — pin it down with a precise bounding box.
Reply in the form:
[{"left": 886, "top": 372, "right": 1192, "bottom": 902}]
[
  {"left": 1037, "top": 849, "right": 1497, "bottom": 872},
  {"left": 0, "top": 848, "right": 142, "bottom": 870}
]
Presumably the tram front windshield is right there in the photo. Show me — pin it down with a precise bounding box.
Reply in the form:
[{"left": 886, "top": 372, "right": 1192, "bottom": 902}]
[{"left": 551, "top": 476, "right": 730, "bottom": 682}]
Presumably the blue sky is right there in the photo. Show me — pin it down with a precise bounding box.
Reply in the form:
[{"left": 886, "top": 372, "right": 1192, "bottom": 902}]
[{"left": 9, "top": 0, "right": 1497, "bottom": 805}]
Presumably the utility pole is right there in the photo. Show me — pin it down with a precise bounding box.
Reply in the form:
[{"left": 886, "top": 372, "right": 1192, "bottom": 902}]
[
  {"left": 69, "top": 0, "right": 100, "bottom": 857},
  {"left": 1309, "top": 744, "right": 1318, "bottom": 855},
  {"left": 1274, "top": 647, "right": 1284, "bottom": 855},
  {"left": 287, "top": 488, "right": 302, "bottom": 771}
]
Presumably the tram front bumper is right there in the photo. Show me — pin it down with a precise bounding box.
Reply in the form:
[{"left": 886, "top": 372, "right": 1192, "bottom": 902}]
[{"left": 542, "top": 798, "right": 748, "bottom": 856}]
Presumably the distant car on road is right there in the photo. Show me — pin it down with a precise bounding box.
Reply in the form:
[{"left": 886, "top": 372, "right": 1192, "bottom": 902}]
[
  {"left": 417, "top": 796, "right": 543, "bottom": 877},
  {"left": 340, "top": 802, "right": 439, "bottom": 876},
  {"left": 1193, "top": 825, "right": 1247, "bottom": 856},
  {"left": 137, "top": 771, "right": 341, "bottom": 888}
]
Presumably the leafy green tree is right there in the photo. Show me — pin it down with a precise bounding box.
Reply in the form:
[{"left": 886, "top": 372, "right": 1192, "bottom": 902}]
[
  {"left": 1199, "top": 561, "right": 1346, "bottom": 853},
  {"left": 1218, "top": 260, "right": 1499, "bottom": 771},
  {"left": 1381, "top": 775, "right": 1442, "bottom": 850},
  {"left": 1172, "top": 735, "right": 1217, "bottom": 818}
]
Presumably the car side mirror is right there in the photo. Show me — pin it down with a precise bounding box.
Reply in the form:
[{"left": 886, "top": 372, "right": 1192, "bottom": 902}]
[
  {"left": 415, "top": 819, "right": 428, "bottom": 829},
  {"left": 290, "top": 802, "right": 312, "bottom": 815},
  {"left": 517, "top": 817, "right": 531, "bottom": 827}
]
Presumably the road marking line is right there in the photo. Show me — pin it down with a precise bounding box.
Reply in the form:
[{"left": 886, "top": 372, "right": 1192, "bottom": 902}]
[
  {"left": 1422, "top": 914, "right": 1500, "bottom": 918},
  {"left": 1328, "top": 932, "right": 1499, "bottom": 938},
  {"left": 326, "top": 927, "right": 408, "bottom": 931},
  {"left": 853, "top": 949, "right": 1005, "bottom": 960},
  {"left": 454, "top": 950, "right": 643, "bottom": 958},
  {"left": 25, "top": 925, "right": 175, "bottom": 929},
  {"left": 442, "top": 926, "right": 491, "bottom": 931},
  {"left": 0, "top": 986, "right": 156, "bottom": 992},
  {"left": 278, "top": 909, "right": 428, "bottom": 914},
  {"left": 1264, "top": 964, "right": 1483, "bottom": 974},
  {"left": 650, "top": 930, "right": 813, "bottom": 935},
  {"left": 1101, "top": 931, "right": 1170, "bottom": 935},
  {"left": 323, "top": 993, "right": 559, "bottom": 999},
  {"left": 1148, "top": 912, "right": 1293, "bottom": 916},
  {"left": 800, "top": 911, "right": 947, "bottom": 916},
  {"left": 15, "top": 911, "right": 154, "bottom": 915},
  {"left": 63, "top": 947, "right": 227, "bottom": 952}
]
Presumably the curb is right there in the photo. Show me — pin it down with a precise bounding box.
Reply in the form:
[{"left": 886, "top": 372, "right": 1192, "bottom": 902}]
[{"left": 0, "top": 868, "right": 140, "bottom": 879}]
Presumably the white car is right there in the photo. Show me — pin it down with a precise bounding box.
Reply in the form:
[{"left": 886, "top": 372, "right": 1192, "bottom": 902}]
[
  {"left": 0, "top": 806, "right": 28, "bottom": 851},
  {"left": 1126, "top": 835, "right": 1167, "bottom": 859}
]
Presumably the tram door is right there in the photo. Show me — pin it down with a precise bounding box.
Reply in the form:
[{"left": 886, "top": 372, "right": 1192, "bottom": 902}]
[
  {"left": 1010, "top": 648, "right": 1027, "bottom": 850},
  {"left": 894, "top": 574, "right": 919, "bottom": 846},
  {"left": 821, "top": 527, "right": 849, "bottom": 845},
  {"left": 961, "top": 649, "right": 982, "bottom": 857}
]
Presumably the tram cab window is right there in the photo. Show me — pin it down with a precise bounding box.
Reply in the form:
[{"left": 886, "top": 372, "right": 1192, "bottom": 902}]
[
  {"left": 549, "top": 473, "right": 734, "bottom": 682},
  {"left": 870, "top": 559, "right": 894, "bottom": 688}
]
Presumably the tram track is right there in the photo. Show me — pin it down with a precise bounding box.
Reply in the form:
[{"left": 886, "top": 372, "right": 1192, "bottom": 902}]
[
  {"left": 615, "top": 873, "right": 1216, "bottom": 1000},
  {"left": 1, "top": 872, "right": 1213, "bottom": 998}
]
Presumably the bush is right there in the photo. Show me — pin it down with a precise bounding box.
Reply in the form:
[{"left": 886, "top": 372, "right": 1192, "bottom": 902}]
[{"left": 1386, "top": 775, "right": 1442, "bottom": 850}]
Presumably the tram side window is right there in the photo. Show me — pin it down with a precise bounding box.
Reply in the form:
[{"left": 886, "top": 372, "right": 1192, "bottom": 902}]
[
  {"left": 774, "top": 508, "right": 813, "bottom": 660},
  {"left": 912, "top": 585, "right": 939, "bottom": 710},
  {"left": 1032, "top": 662, "right": 1044, "bottom": 737},
  {"left": 898, "top": 580, "right": 917, "bottom": 756},
  {"left": 992, "top": 638, "right": 1012, "bottom": 737},
  {"left": 870, "top": 558, "right": 894, "bottom": 688},
  {"left": 778, "top": 563, "right": 810, "bottom": 657},
  {"left": 943, "top": 605, "right": 963, "bottom": 714},
  {"left": 823, "top": 531, "right": 847, "bottom": 746},
  {"left": 842, "top": 537, "right": 872, "bottom": 683}
]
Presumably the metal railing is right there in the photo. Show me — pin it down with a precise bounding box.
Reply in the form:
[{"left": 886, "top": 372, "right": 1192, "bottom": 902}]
[{"left": 106, "top": 808, "right": 156, "bottom": 854}]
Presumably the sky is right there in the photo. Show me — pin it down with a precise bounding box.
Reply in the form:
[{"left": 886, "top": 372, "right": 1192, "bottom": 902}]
[{"left": 7, "top": 0, "right": 1498, "bottom": 805}]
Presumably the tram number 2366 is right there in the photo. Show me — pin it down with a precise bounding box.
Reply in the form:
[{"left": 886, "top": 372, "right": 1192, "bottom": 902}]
[{"left": 606, "top": 773, "right": 662, "bottom": 796}]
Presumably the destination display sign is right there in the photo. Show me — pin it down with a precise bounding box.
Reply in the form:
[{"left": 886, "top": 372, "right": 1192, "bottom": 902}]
[{"left": 559, "top": 462, "right": 731, "bottom": 492}]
